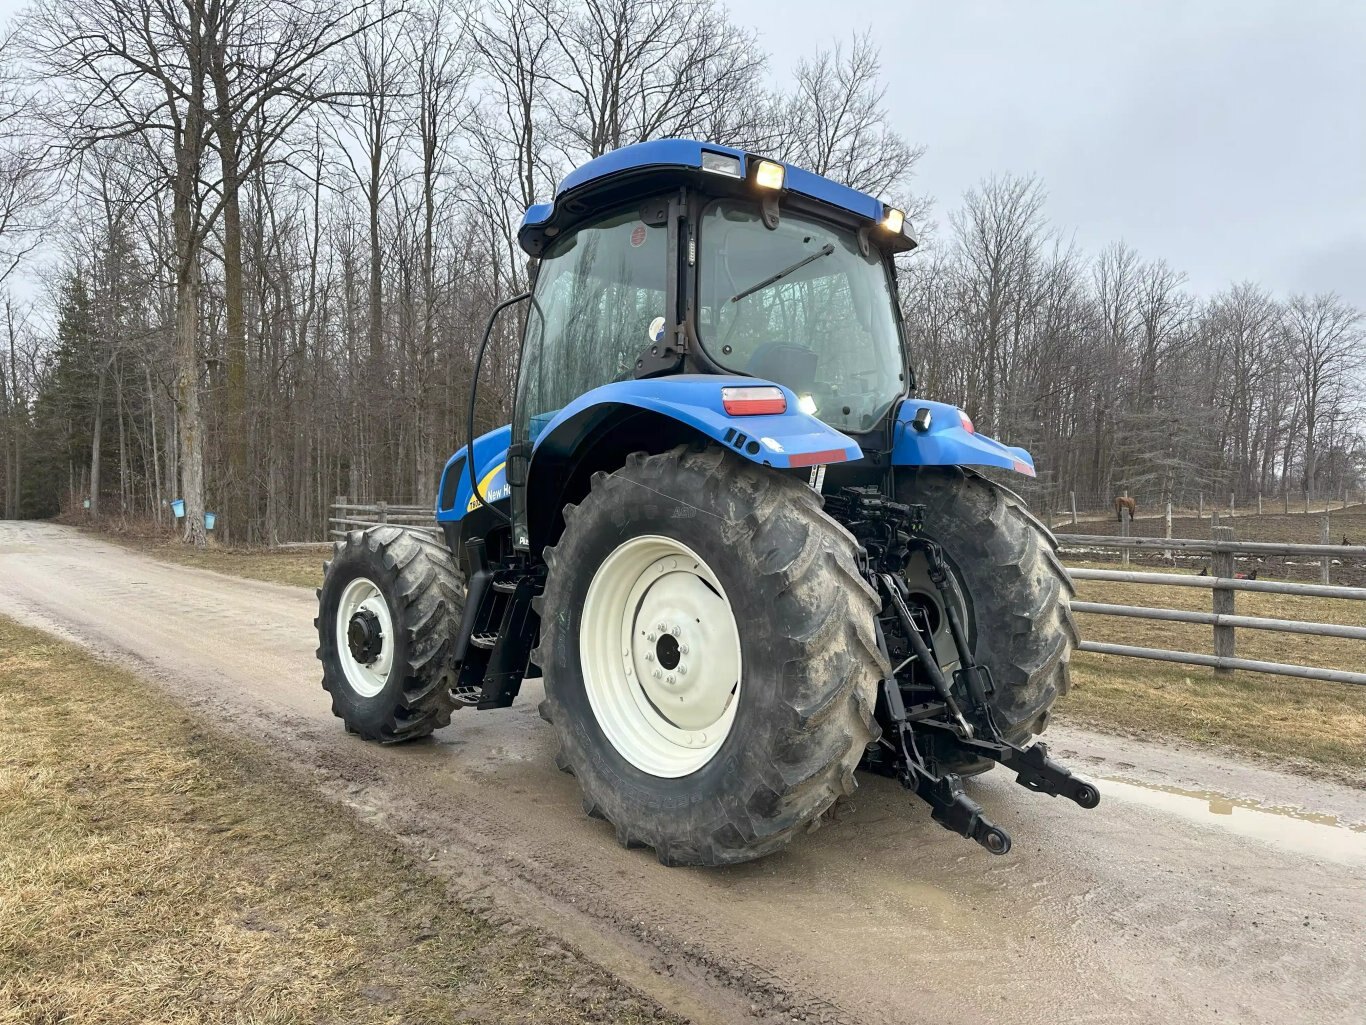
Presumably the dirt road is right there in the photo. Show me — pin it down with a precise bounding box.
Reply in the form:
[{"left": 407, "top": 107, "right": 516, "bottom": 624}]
[{"left": 3, "top": 521, "right": 1363, "bottom": 1025}]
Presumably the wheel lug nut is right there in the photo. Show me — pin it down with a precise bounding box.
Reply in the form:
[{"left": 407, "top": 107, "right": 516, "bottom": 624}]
[
  {"left": 677, "top": 665, "right": 687, "bottom": 675},
  {"left": 671, "top": 626, "right": 681, "bottom": 637},
  {"left": 653, "top": 669, "right": 663, "bottom": 679},
  {"left": 647, "top": 632, "right": 657, "bottom": 642},
  {"left": 666, "top": 674, "right": 676, "bottom": 684},
  {"left": 680, "top": 644, "right": 689, "bottom": 654},
  {"left": 657, "top": 622, "right": 667, "bottom": 631},
  {"left": 644, "top": 652, "right": 654, "bottom": 662}
]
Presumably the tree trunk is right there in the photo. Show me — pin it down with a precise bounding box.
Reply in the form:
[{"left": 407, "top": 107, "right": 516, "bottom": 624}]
[
  {"left": 174, "top": 195, "right": 207, "bottom": 547},
  {"left": 90, "top": 365, "right": 105, "bottom": 519}
]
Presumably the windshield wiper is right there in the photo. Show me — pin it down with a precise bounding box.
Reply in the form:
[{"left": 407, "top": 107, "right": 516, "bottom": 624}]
[{"left": 729, "top": 243, "right": 835, "bottom": 304}]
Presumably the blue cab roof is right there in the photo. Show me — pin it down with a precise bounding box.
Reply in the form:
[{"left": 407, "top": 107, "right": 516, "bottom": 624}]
[{"left": 518, "top": 139, "right": 901, "bottom": 256}]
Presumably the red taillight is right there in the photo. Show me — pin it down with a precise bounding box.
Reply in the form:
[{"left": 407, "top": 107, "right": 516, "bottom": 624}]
[
  {"left": 789, "top": 449, "right": 847, "bottom": 468},
  {"left": 959, "top": 410, "right": 975, "bottom": 433},
  {"left": 722, "top": 386, "right": 786, "bottom": 416}
]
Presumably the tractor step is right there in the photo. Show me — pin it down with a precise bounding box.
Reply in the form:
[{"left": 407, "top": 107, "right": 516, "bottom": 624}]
[
  {"left": 470, "top": 632, "right": 498, "bottom": 649},
  {"left": 491, "top": 579, "right": 518, "bottom": 593}
]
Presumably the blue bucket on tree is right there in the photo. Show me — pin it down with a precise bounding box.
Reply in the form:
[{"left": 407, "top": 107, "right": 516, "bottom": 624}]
[
  {"left": 205, "top": 512, "right": 217, "bottom": 531},
  {"left": 171, "top": 499, "right": 186, "bottom": 518}
]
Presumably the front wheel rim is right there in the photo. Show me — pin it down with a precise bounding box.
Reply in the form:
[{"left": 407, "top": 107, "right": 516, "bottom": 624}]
[
  {"left": 580, "top": 535, "right": 743, "bottom": 778},
  {"left": 335, "top": 576, "right": 394, "bottom": 698}
]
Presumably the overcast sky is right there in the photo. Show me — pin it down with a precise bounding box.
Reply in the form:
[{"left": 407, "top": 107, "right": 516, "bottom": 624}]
[
  {"left": 738, "top": 0, "right": 1366, "bottom": 307},
  {"left": 2, "top": 0, "right": 1361, "bottom": 309}
]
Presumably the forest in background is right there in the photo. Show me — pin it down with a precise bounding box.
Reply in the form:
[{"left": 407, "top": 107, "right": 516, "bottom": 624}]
[{"left": 0, "top": 0, "right": 1361, "bottom": 543}]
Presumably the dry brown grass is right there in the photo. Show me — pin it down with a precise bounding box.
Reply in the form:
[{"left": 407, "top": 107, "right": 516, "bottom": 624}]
[
  {"left": 133, "top": 540, "right": 326, "bottom": 590},
  {"left": 1056, "top": 560, "right": 1366, "bottom": 779},
  {"left": 96, "top": 529, "right": 326, "bottom": 589},
  {"left": 0, "top": 616, "right": 677, "bottom": 1025}
]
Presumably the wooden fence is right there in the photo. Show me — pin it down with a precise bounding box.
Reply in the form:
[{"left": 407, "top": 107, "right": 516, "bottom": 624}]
[
  {"left": 329, "top": 498, "right": 440, "bottom": 539},
  {"left": 1057, "top": 526, "right": 1365, "bottom": 686},
  {"left": 328, "top": 500, "right": 1365, "bottom": 688}
]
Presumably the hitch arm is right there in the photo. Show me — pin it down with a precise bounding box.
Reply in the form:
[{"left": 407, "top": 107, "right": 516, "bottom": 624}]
[
  {"left": 881, "top": 679, "right": 1012, "bottom": 855},
  {"left": 917, "top": 720, "right": 1101, "bottom": 810}
]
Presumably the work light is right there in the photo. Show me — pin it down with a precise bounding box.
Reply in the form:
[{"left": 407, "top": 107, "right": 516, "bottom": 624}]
[
  {"left": 701, "top": 151, "right": 743, "bottom": 178},
  {"left": 754, "top": 160, "right": 785, "bottom": 190}
]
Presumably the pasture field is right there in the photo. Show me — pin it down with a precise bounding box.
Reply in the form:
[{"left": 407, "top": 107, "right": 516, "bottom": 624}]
[{"left": 1065, "top": 560, "right": 1366, "bottom": 780}]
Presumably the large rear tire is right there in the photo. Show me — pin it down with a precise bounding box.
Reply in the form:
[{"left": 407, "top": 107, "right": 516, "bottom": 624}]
[
  {"left": 537, "top": 446, "right": 887, "bottom": 867},
  {"left": 895, "top": 467, "right": 1076, "bottom": 762},
  {"left": 316, "top": 526, "right": 463, "bottom": 742}
]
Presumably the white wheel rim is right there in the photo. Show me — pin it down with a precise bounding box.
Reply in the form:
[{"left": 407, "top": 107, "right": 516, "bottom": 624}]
[
  {"left": 580, "top": 535, "right": 743, "bottom": 778},
  {"left": 335, "top": 576, "right": 394, "bottom": 698}
]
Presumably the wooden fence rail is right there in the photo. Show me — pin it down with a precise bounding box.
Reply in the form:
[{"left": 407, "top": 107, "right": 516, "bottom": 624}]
[
  {"left": 1058, "top": 525, "right": 1365, "bottom": 686},
  {"left": 328, "top": 498, "right": 439, "bottom": 539}
]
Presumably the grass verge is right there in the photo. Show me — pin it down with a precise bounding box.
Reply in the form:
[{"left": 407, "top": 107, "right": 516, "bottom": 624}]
[
  {"left": 98, "top": 528, "right": 326, "bottom": 589},
  {"left": 0, "top": 615, "right": 677, "bottom": 1025}
]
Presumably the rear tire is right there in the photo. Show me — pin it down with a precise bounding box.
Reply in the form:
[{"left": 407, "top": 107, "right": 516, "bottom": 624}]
[
  {"left": 537, "top": 446, "right": 887, "bottom": 866},
  {"left": 316, "top": 526, "right": 463, "bottom": 742},
  {"left": 896, "top": 467, "right": 1076, "bottom": 765}
]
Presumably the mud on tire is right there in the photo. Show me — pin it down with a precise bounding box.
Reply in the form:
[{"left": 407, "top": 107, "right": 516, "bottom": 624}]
[
  {"left": 536, "top": 445, "right": 888, "bottom": 867},
  {"left": 317, "top": 526, "right": 463, "bottom": 743},
  {"left": 896, "top": 466, "right": 1077, "bottom": 748}
]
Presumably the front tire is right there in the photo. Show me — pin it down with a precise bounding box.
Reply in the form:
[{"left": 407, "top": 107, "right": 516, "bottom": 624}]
[
  {"left": 316, "top": 526, "right": 463, "bottom": 742},
  {"left": 537, "top": 446, "right": 887, "bottom": 867}
]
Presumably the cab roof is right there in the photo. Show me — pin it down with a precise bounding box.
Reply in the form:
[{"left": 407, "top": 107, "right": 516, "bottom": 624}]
[{"left": 517, "top": 139, "right": 915, "bottom": 257}]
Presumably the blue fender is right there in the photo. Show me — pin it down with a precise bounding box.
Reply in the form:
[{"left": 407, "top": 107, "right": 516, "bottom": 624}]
[
  {"left": 891, "top": 399, "right": 1036, "bottom": 477},
  {"left": 530, "top": 374, "right": 861, "bottom": 469},
  {"left": 437, "top": 376, "right": 862, "bottom": 524}
]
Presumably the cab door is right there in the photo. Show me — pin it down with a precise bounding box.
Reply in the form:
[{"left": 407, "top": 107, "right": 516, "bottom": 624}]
[{"left": 509, "top": 202, "right": 672, "bottom": 548}]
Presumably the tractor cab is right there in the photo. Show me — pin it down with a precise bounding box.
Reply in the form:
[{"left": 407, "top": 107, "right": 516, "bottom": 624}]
[{"left": 505, "top": 141, "right": 920, "bottom": 551}]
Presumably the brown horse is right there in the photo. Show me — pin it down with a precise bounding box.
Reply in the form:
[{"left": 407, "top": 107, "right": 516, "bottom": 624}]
[{"left": 1114, "top": 496, "right": 1137, "bottom": 522}]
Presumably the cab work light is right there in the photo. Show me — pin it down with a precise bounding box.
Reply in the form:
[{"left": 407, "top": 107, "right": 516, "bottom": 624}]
[
  {"left": 882, "top": 206, "right": 905, "bottom": 234},
  {"left": 754, "top": 159, "right": 785, "bottom": 190},
  {"left": 722, "top": 386, "right": 787, "bottom": 415},
  {"left": 701, "top": 151, "right": 743, "bottom": 178}
]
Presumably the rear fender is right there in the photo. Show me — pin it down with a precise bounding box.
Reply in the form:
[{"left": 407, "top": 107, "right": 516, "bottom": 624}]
[
  {"left": 891, "top": 399, "right": 1036, "bottom": 477},
  {"left": 525, "top": 375, "right": 861, "bottom": 547},
  {"left": 532, "top": 375, "right": 860, "bottom": 468}
]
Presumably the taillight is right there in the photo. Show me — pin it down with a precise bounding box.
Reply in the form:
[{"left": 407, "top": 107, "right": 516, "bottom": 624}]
[
  {"left": 722, "top": 386, "right": 786, "bottom": 416},
  {"left": 959, "top": 410, "right": 975, "bottom": 433}
]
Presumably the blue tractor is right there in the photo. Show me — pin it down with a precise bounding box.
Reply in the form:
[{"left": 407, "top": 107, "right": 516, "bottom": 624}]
[{"left": 317, "top": 140, "right": 1098, "bottom": 864}]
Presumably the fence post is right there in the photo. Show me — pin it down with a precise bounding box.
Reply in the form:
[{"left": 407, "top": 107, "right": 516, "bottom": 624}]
[
  {"left": 1164, "top": 502, "right": 1173, "bottom": 563},
  {"left": 1283, "top": 490, "right": 1289, "bottom": 515},
  {"left": 1211, "top": 523, "right": 1235, "bottom": 675},
  {"left": 1198, "top": 492, "right": 1204, "bottom": 520},
  {"left": 1304, "top": 490, "right": 1310, "bottom": 514},
  {"left": 1229, "top": 492, "right": 1235, "bottom": 519},
  {"left": 1070, "top": 491, "right": 1078, "bottom": 526},
  {"left": 1121, "top": 506, "right": 1131, "bottom": 567},
  {"left": 1257, "top": 492, "right": 1263, "bottom": 515},
  {"left": 1321, "top": 516, "right": 1331, "bottom": 584},
  {"left": 377, "top": 500, "right": 388, "bottom": 525}
]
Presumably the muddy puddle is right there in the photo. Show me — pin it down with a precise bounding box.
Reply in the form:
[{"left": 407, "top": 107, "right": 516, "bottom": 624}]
[{"left": 1102, "top": 777, "right": 1366, "bottom": 865}]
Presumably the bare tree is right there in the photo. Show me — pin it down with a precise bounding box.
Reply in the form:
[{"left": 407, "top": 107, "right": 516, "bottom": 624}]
[
  {"left": 776, "top": 33, "right": 923, "bottom": 202},
  {"left": 1284, "top": 291, "right": 1364, "bottom": 498}
]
